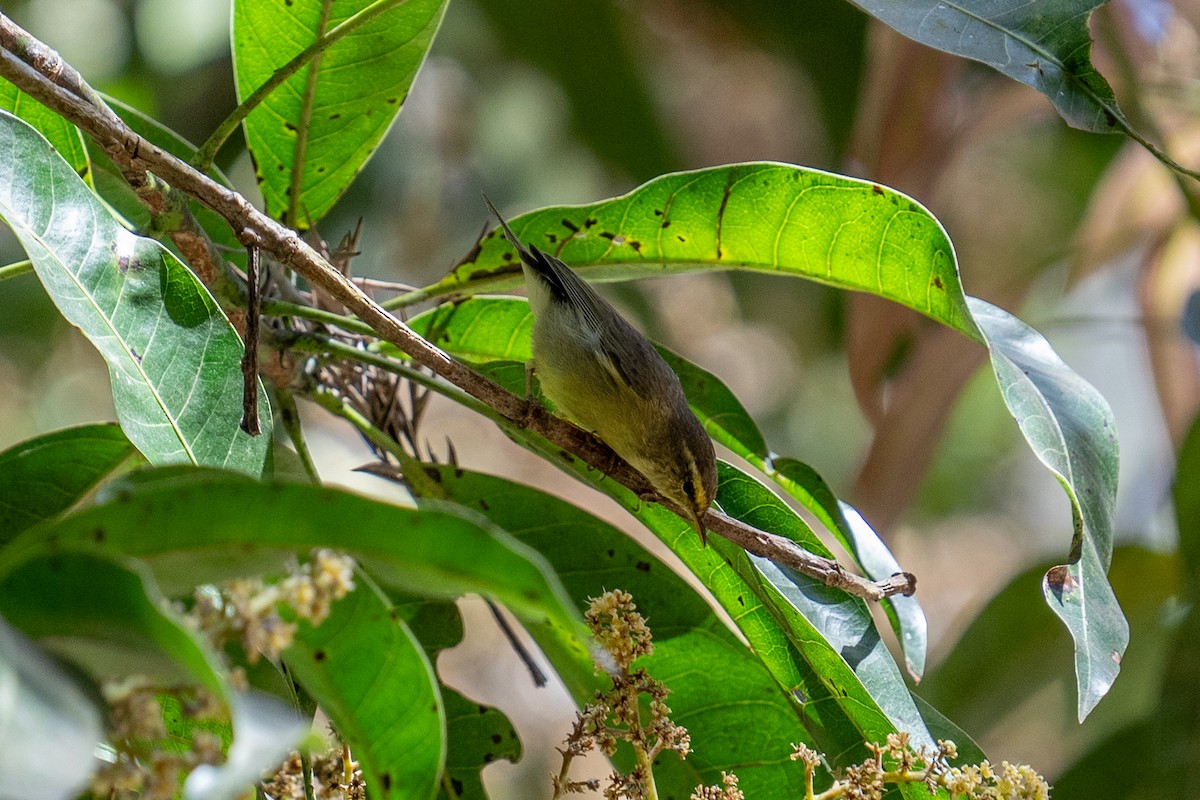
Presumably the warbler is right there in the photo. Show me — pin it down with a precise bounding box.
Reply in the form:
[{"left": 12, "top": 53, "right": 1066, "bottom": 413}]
[{"left": 484, "top": 197, "right": 718, "bottom": 539}]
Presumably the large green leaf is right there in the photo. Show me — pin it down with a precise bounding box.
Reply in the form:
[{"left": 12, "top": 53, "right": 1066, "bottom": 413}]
[
  {"left": 233, "top": 0, "right": 447, "bottom": 226},
  {"left": 2, "top": 468, "right": 593, "bottom": 696},
  {"left": 0, "top": 550, "right": 228, "bottom": 695},
  {"left": 968, "top": 298, "right": 1124, "bottom": 720},
  {"left": 848, "top": 0, "right": 1127, "bottom": 136},
  {"left": 0, "top": 110, "right": 270, "bottom": 475},
  {"left": 284, "top": 579, "right": 444, "bottom": 800},
  {"left": 0, "top": 424, "right": 136, "bottom": 541},
  {"left": 407, "top": 296, "right": 928, "bottom": 679},
  {"left": 421, "top": 165, "right": 1123, "bottom": 717},
  {"left": 420, "top": 465, "right": 810, "bottom": 796}
]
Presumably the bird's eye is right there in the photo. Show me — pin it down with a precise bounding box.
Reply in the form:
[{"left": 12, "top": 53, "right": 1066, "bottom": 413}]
[{"left": 682, "top": 474, "right": 696, "bottom": 503}]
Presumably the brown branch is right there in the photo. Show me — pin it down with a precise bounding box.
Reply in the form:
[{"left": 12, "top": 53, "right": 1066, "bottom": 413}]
[{"left": 0, "top": 14, "right": 916, "bottom": 602}]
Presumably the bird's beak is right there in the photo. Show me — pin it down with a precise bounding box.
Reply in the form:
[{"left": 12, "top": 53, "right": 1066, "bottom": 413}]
[{"left": 688, "top": 505, "right": 708, "bottom": 546}]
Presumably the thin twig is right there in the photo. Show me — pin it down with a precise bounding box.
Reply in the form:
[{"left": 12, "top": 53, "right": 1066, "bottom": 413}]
[
  {"left": 0, "top": 16, "right": 916, "bottom": 602},
  {"left": 239, "top": 230, "right": 262, "bottom": 435}
]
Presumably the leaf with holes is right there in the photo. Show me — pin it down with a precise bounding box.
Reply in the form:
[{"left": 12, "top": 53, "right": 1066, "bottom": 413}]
[{"left": 233, "top": 0, "right": 447, "bottom": 226}]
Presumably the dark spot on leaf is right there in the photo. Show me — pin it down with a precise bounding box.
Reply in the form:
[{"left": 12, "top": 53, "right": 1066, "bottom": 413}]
[
  {"left": 717, "top": 246, "right": 725, "bottom": 259},
  {"left": 479, "top": 499, "right": 490, "bottom": 511},
  {"left": 606, "top": 548, "right": 616, "bottom": 557},
  {"left": 314, "top": 650, "right": 327, "bottom": 661},
  {"left": 933, "top": 276, "right": 944, "bottom": 289},
  {"left": 1045, "top": 565, "right": 1078, "bottom": 598},
  {"left": 277, "top": 163, "right": 286, "bottom": 172},
  {"left": 661, "top": 220, "right": 670, "bottom": 229},
  {"left": 451, "top": 779, "right": 464, "bottom": 794},
  {"left": 872, "top": 184, "right": 884, "bottom": 195},
  {"left": 491, "top": 734, "right": 503, "bottom": 744},
  {"left": 561, "top": 219, "right": 579, "bottom": 233},
  {"left": 316, "top": 166, "right": 325, "bottom": 173},
  {"left": 557, "top": 449, "right": 574, "bottom": 463},
  {"left": 1104, "top": 110, "right": 1116, "bottom": 128},
  {"left": 387, "top": 96, "right": 400, "bottom": 104},
  {"left": 483, "top": 752, "right": 495, "bottom": 763},
  {"left": 454, "top": 465, "right": 465, "bottom": 479},
  {"left": 93, "top": 528, "right": 106, "bottom": 543},
  {"left": 380, "top": 774, "right": 392, "bottom": 790},
  {"left": 502, "top": 252, "right": 513, "bottom": 262},
  {"left": 130, "top": 347, "right": 142, "bottom": 364},
  {"left": 283, "top": 121, "right": 298, "bottom": 133},
  {"left": 584, "top": 217, "right": 598, "bottom": 228},
  {"left": 736, "top": 595, "right": 744, "bottom": 606},
  {"left": 599, "top": 231, "right": 615, "bottom": 240},
  {"left": 546, "top": 233, "right": 557, "bottom": 243},
  {"left": 653, "top": 209, "right": 663, "bottom": 216},
  {"left": 424, "top": 467, "right": 442, "bottom": 483},
  {"left": 629, "top": 240, "right": 642, "bottom": 253},
  {"left": 676, "top": 235, "right": 686, "bottom": 243},
  {"left": 389, "top": 608, "right": 399, "bottom": 621},
  {"left": 478, "top": 705, "right": 488, "bottom": 714},
  {"left": 329, "top": 113, "right": 341, "bottom": 120},
  {"left": 635, "top": 561, "right": 651, "bottom": 572}
]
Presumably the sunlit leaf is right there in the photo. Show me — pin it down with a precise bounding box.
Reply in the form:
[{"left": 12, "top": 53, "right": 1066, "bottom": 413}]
[
  {"left": 233, "top": 0, "right": 447, "bottom": 226},
  {"left": 0, "top": 110, "right": 270, "bottom": 475}
]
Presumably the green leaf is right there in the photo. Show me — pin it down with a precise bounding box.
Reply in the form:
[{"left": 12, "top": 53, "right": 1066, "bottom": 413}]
[
  {"left": 436, "top": 688, "right": 520, "bottom": 800},
  {"left": 0, "top": 110, "right": 271, "bottom": 475},
  {"left": 284, "top": 579, "right": 444, "bottom": 800},
  {"left": 401, "top": 600, "right": 524, "bottom": 800},
  {"left": 425, "top": 167, "right": 1123, "bottom": 715},
  {"left": 0, "top": 550, "right": 228, "bottom": 695},
  {"left": 848, "top": 0, "right": 1126, "bottom": 135},
  {"left": 0, "top": 618, "right": 104, "bottom": 800},
  {"left": 4, "top": 467, "right": 593, "bottom": 694},
  {"left": 428, "top": 165, "right": 976, "bottom": 339},
  {"left": 0, "top": 424, "right": 136, "bottom": 541},
  {"left": 421, "top": 464, "right": 809, "bottom": 795},
  {"left": 710, "top": 464, "right": 933, "bottom": 747},
  {"left": 0, "top": 80, "right": 91, "bottom": 185},
  {"left": 409, "top": 296, "right": 928, "bottom": 680},
  {"left": 233, "top": 0, "right": 448, "bottom": 226},
  {"left": 968, "top": 298, "right": 1125, "bottom": 720}
]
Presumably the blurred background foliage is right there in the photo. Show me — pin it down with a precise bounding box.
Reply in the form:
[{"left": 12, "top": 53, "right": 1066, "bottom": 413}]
[{"left": 1, "top": 0, "right": 1198, "bottom": 795}]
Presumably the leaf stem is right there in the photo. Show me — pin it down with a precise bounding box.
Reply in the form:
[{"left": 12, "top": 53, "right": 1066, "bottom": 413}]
[
  {"left": 192, "top": 0, "right": 410, "bottom": 171},
  {"left": 0, "top": 258, "right": 32, "bottom": 281}
]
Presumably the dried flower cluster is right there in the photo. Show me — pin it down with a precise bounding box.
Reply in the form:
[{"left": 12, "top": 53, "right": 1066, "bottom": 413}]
[
  {"left": 690, "top": 772, "right": 744, "bottom": 800},
  {"left": 189, "top": 548, "right": 356, "bottom": 663},
  {"left": 89, "top": 681, "right": 225, "bottom": 800},
  {"left": 553, "top": 590, "right": 691, "bottom": 800},
  {"left": 789, "top": 733, "right": 1049, "bottom": 800},
  {"left": 261, "top": 744, "right": 366, "bottom": 800}
]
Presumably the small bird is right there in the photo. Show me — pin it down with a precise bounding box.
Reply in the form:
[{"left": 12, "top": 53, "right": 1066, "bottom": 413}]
[{"left": 484, "top": 197, "right": 718, "bottom": 539}]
